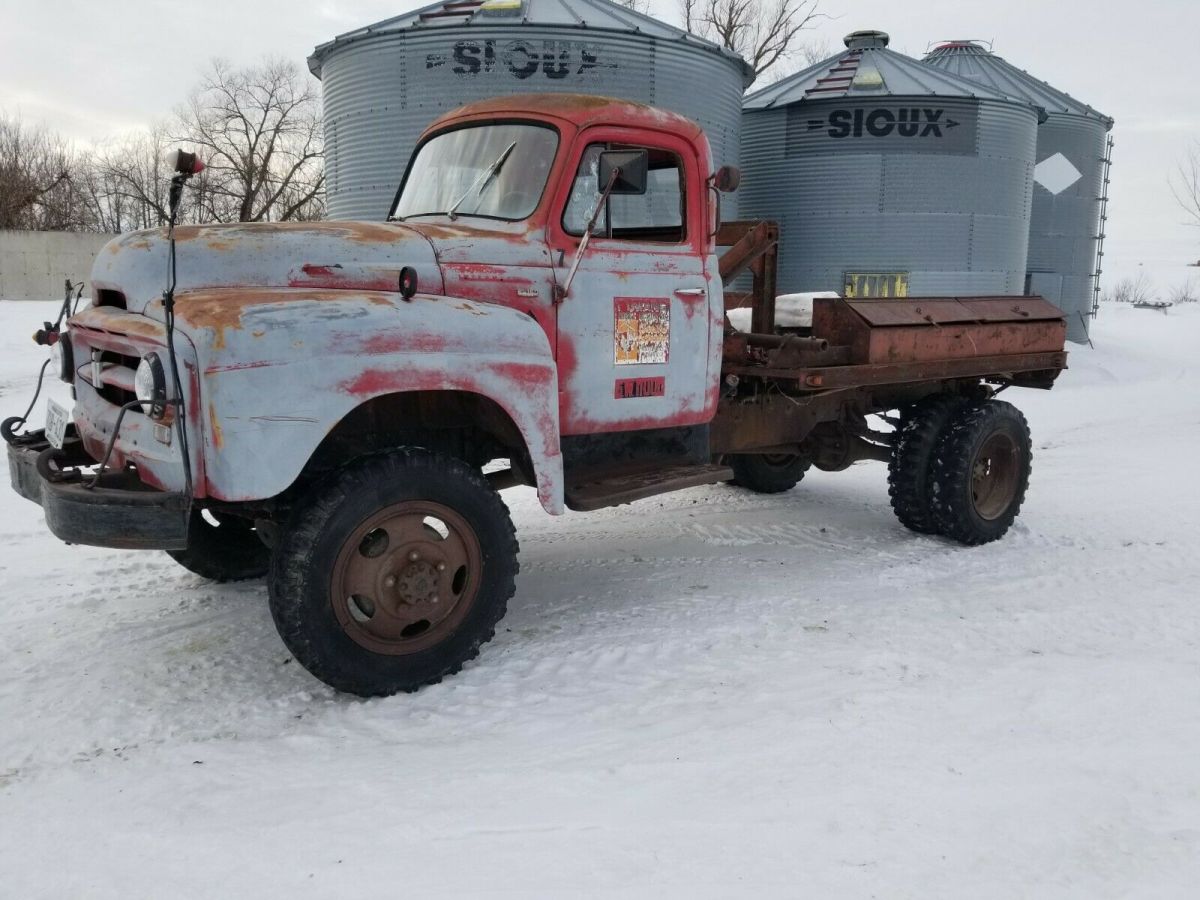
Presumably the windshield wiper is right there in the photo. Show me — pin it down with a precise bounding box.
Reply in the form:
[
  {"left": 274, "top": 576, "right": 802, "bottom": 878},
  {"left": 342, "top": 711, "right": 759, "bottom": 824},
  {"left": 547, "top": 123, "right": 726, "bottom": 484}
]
[{"left": 447, "top": 141, "right": 517, "bottom": 220}]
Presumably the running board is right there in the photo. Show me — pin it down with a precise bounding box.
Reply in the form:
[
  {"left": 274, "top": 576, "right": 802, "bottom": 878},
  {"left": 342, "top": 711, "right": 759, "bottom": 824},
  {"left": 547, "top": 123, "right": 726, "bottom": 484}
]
[{"left": 565, "top": 463, "right": 734, "bottom": 512}]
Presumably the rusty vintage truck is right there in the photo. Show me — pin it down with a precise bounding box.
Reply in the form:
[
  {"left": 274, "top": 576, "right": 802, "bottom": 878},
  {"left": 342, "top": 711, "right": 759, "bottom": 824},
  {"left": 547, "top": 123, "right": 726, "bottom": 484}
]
[{"left": 5, "top": 94, "right": 1067, "bottom": 696}]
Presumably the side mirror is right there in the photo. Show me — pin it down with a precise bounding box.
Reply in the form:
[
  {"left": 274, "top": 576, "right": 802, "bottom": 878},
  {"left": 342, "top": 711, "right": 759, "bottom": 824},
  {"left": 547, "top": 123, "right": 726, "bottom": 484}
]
[
  {"left": 712, "top": 165, "right": 740, "bottom": 193},
  {"left": 598, "top": 149, "right": 648, "bottom": 196}
]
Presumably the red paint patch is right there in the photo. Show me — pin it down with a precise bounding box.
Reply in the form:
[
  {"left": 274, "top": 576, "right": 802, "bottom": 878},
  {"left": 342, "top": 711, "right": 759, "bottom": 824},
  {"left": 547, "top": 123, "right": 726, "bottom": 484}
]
[
  {"left": 677, "top": 291, "right": 706, "bottom": 321},
  {"left": 443, "top": 263, "right": 513, "bottom": 281},
  {"left": 555, "top": 334, "right": 579, "bottom": 380},
  {"left": 288, "top": 265, "right": 400, "bottom": 293},
  {"left": 491, "top": 361, "right": 553, "bottom": 387},
  {"left": 361, "top": 332, "right": 449, "bottom": 355},
  {"left": 341, "top": 369, "right": 412, "bottom": 396},
  {"left": 301, "top": 263, "right": 338, "bottom": 277},
  {"left": 339, "top": 368, "right": 471, "bottom": 397}
]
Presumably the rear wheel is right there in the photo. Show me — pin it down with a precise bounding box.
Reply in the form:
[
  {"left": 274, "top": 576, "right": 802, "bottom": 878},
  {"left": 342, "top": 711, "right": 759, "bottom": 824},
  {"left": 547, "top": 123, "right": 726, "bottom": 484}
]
[
  {"left": 728, "top": 453, "right": 811, "bottom": 494},
  {"left": 268, "top": 448, "right": 518, "bottom": 697},
  {"left": 929, "top": 400, "right": 1032, "bottom": 545},
  {"left": 166, "top": 510, "right": 270, "bottom": 582},
  {"left": 887, "top": 394, "right": 967, "bottom": 534}
]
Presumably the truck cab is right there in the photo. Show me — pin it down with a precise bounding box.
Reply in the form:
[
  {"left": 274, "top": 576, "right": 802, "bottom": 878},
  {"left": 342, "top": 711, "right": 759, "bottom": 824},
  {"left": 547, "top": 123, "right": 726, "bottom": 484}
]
[
  {"left": 6, "top": 94, "right": 1067, "bottom": 697},
  {"left": 391, "top": 94, "right": 728, "bottom": 476}
]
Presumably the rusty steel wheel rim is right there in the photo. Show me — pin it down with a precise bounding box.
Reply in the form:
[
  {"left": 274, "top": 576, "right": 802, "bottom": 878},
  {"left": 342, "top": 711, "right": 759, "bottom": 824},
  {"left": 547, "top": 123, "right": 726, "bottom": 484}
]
[
  {"left": 331, "top": 501, "right": 482, "bottom": 655},
  {"left": 970, "top": 432, "right": 1020, "bottom": 521}
]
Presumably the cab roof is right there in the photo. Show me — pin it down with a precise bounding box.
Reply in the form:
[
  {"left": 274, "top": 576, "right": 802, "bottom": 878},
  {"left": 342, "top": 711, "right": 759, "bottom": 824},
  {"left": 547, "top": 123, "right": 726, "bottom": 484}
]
[{"left": 425, "top": 93, "right": 705, "bottom": 141}]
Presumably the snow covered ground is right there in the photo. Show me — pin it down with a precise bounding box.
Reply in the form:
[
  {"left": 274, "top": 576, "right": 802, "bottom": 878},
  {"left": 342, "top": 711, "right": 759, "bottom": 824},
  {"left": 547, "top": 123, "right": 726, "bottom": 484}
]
[{"left": 1, "top": 299, "right": 1198, "bottom": 898}]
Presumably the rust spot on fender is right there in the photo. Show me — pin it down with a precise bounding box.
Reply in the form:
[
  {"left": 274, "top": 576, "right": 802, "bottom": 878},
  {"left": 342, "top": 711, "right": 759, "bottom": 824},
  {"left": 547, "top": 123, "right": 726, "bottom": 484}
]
[
  {"left": 174, "top": 220, "right": 411, "bottom": 247},
  {"left": 72, "top": 308, "right": 166, "bottom": 340},
  {"left": 208, "top": 404, "right": 224, "bottom": 450},
  {"left": 176, "top": 288, "right": 398, "bottom": 346}
]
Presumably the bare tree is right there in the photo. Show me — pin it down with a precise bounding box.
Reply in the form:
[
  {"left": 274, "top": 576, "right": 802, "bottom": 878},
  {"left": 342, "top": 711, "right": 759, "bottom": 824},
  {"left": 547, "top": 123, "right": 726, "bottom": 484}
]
[
  {"left": 0, "top": 113, "right": 94, "bottom": 231},
  {"left": 798, "top": 36, "right": 832, "bottom": 67},
  {"left": 751, "top": 35, "right": 834, "bottom": 85},
  {"left": 2, "top": 57, "right": 325, "bottom": 234},
  {"left": 1170, "top": 140, "right": 1200, "bottom": 229},
  {"left": 613, "top": 0, "right": 651, "bottom": 14},
  {"left": 84, "top": 125, "right": 175, "bottom": 232},
  {"left": 175, "top": 58, "right": 324, "bottom": 223},
  {"left": 681, "top": 0, "right": 699, "bottom": 31},
  {"left": 683, "top": 0, "right": 823, "bottom": 79}
]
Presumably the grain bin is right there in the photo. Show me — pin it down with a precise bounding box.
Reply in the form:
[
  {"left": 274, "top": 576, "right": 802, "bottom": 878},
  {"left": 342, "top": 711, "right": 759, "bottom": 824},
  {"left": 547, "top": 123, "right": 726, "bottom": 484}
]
[
  {"left": 310, "top": 0, "right": 754, "bottom": 221},
  {"left": 924, "top": 41, "right": 1114, "bottom": 344},
  {"left": 740, "top": 30, "right": 1041, "bottom": 301}
]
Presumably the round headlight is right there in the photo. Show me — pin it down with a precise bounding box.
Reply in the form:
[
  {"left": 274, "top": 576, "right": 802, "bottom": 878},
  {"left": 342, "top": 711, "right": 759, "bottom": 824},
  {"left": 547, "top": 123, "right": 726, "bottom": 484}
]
[
  {"left": 49, "top": 333, "right": 74, "bottom": 384},
  {"left": 135, "top": 353, "right": 168, "bottom": 419}
]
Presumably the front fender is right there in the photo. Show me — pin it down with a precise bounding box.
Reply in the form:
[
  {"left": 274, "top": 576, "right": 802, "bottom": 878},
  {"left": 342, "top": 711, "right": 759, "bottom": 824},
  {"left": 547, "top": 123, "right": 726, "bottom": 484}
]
[{"left": 176, "top": 288, "right": 564, "bottom": 514}]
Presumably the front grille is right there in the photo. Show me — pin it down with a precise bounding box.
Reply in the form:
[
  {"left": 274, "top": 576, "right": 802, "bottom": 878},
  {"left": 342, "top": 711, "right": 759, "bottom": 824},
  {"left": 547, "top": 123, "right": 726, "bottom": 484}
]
[{"left": 94, "top": 350, "right": 141, "bottom": 408}]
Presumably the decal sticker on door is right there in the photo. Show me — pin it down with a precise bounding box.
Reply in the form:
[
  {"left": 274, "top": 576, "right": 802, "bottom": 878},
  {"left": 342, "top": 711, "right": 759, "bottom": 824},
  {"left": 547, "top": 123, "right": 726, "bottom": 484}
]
[{"left": 614, "top": 298, "right": 670, "bottom": 365}]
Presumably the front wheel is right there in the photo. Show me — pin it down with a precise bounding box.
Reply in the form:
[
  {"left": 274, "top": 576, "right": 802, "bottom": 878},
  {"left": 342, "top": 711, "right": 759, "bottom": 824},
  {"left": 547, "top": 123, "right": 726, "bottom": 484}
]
[
  {"left": 929, "top": 401, "right": 1032, "bottom": 545},
  {"left": 166, "top": 510, "right": 271, "bottom": 582},
  {"left": 268, "top": 448, "right": 518, "bottom": 697},
  {"left": 727, "top": 453, "right": 811, "bottom": 494}
]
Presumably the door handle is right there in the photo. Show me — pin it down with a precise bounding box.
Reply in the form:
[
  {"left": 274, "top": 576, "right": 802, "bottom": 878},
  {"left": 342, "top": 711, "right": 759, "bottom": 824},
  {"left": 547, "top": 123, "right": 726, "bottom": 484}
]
[{"left": 675, "top": 287, "right": 706, "bottom": 297}]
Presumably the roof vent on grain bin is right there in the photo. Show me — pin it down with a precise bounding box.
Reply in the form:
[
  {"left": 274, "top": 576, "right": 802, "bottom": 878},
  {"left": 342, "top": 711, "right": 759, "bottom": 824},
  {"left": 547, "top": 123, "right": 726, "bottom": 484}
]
[
  {"left": 308, "top": 0, "right": 755, "bottom": 222},
  {"left": 738, "top": 30, "right": 1043, "bottom": 305},
  {"left": 924, "top": 40, "right": 1115, "bottom": 345}
]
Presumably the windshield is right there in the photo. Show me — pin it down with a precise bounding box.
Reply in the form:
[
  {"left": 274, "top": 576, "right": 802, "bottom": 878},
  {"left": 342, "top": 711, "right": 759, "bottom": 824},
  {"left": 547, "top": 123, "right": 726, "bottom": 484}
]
[{"left": 392, "top": 123, "right": 559, "bottom": 221}]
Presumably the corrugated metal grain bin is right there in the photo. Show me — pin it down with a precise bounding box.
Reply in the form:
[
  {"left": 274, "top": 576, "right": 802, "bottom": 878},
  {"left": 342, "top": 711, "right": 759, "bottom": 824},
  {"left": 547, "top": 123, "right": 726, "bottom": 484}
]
[
  {"left": 924, "top": 41, "right": 1114, "bottom": 344},
  {"left": 310, "top": 0, "right": 753, "bottom": 221},
  {"left": 740, "top": 30, "right": 1041, "bottom": 301}
]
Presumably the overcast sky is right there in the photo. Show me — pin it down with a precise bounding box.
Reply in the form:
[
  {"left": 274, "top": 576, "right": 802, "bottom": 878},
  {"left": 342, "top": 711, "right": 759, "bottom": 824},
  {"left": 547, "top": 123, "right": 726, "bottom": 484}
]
[{"left": 2, "top": 0, "right": 1197, "bottom": 292}]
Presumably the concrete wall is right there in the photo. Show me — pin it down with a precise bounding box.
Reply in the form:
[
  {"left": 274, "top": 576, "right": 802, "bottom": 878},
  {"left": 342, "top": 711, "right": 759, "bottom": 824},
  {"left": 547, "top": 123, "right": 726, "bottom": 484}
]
[{"left": 0, "top": 230, "right": 116, "bottom": 302}]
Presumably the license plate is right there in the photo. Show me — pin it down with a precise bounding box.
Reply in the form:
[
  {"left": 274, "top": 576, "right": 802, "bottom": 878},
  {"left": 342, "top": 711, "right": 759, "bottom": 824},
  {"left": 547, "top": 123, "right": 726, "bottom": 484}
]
[{"left": 45, "top": 399, "right": 70, "bottom": 450}]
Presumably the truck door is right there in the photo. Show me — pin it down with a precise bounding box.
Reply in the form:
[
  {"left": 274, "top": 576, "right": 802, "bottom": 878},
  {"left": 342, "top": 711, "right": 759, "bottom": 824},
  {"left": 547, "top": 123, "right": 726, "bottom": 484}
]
[{"left": 551, "top": 132, "right": 714, "bottom": 436}]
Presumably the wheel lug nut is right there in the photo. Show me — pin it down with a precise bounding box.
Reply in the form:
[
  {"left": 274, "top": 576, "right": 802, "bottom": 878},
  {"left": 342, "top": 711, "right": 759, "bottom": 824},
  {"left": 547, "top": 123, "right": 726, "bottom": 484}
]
[
  {"left": 436, "top": 562, "right": 446, "bottom": 572},
  {"left": 408, "top": 551, "right": 420, "bottom": 562},
  {"left": 384, "top": 575, "right": 396, "bottom": 588}
]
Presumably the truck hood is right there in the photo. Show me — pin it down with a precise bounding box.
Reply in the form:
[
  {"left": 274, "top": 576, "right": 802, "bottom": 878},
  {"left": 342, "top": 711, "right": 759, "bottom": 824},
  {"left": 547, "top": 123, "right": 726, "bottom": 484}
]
[{"left": 90, "top": 220, "right": 445, "bottom": 315}]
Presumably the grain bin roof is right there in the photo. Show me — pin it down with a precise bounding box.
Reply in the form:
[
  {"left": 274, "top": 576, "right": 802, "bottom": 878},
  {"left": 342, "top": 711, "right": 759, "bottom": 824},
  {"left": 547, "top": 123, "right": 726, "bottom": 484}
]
[
  {"left": 309, "top": 0, "right": 755, "bottom": 86},
  {"left": 924, "top": 41, "right": 1112, "bottom": 128},
  {"left": 744, "top": 29, "right": 1031, "bottom": 110}
]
